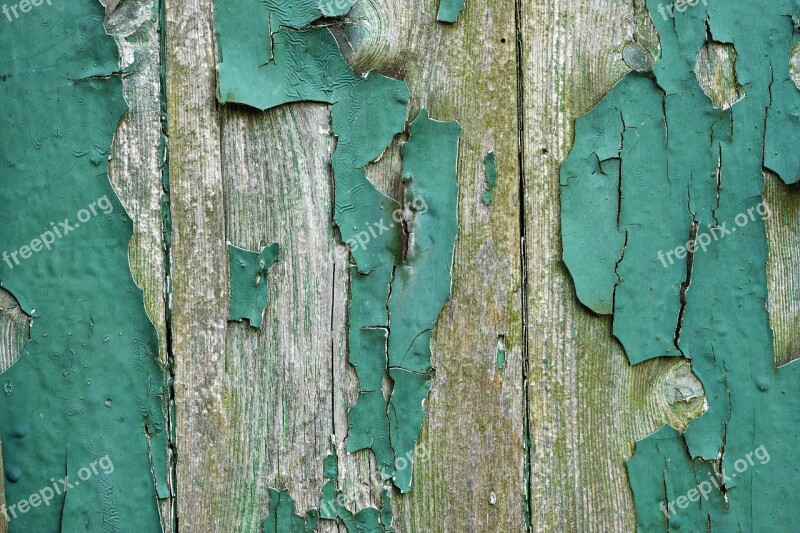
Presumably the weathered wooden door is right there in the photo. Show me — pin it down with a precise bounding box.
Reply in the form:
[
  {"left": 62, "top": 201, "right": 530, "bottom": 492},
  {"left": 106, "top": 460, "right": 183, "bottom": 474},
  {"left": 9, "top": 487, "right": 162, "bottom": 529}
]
[{"left": 2, "top": 0, "right": 799, "bottom": 531}]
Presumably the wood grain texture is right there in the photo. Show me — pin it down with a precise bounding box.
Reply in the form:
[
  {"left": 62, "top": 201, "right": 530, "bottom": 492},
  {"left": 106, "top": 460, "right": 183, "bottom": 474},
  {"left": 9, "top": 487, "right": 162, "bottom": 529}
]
[
  {"left": 4, "top": 0, "right": 800, "bottom": 531},
  {"left": 519, "top": 0, "right": 709, "bottom": 531},
  {"left": 163, "top": 0, "right": 229, "bottom": 529},
  {"left": 106, "top": 2, "right": 175, "bottom": 528}
]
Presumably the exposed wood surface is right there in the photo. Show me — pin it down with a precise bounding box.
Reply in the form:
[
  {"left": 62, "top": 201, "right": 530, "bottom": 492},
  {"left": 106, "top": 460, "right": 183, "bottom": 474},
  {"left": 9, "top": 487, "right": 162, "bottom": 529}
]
[
  {"left": 107, "top": 3, "right": 175, "bottom": 528},
  {"left": 2, "top": 0, "right": 799, "bottom": 531}
]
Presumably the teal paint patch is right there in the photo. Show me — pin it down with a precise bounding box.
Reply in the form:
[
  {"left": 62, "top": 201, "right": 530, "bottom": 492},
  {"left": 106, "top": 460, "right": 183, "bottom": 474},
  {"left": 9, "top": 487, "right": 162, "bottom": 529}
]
[
  {"left": 0, "top": 1, "right": 167, "bottom": 530},
  {"left": 213, "top": 0, "right": 461, "bottom": 524},
  {"left": 437, "top": 0, "right": 466, "bottom": 24},
  {"left": 262, "top": 488, "right": 319, "bottom": 533},
  {"left": 263, "top": 0, "right": 355, "bottom": 29},
  {"left": 482, "top": 151, "right": 497, "bottom": 205},
  {"left": 495, "top": 335, "right": 506, "bottom": 372},
  {"left": 215, "top": 0, "right": 358, "bottom": 110},
  {"left": 388, "top": 110, "right": 461, "bottom": 493},
  {"left": 563, "top": 0, "right": 800, "bottom": 529},
  {"left": 330, "top": 73, "right": 409, "bottom": 482},
  {"left": 229, "top": 243, "right": 280, "bottom": 328}
]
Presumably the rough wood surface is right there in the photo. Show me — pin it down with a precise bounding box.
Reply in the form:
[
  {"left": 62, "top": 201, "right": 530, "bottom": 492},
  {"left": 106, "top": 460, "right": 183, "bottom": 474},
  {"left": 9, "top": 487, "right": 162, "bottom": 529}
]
[
  {"left": 106, "top": 2, "right": 175, "bottom": 528},
  {"left": 3, "top": 0, "right": 800, "bottom": 531},
  {"left": 521, "top": 1, "right": 800, "bottom": 531},
  {"left": 163, "top": 0, "right": 229, "bottom": 530}
]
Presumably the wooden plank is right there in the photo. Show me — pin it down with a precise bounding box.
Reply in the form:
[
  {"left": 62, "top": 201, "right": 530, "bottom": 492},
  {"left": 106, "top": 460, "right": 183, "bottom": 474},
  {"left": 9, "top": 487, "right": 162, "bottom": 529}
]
[
  {"left": 518, "top": 0, "right": 800, "bottom": 531},
  {"left": 0, "top": 1, "right": 172, "bottom": 531},
  {"left": 163, "top": 0, "right": 229, "bottom": 529},
  {"left": 518, "top": 0, "right": 705, "bottom": 531},
  {"left": 366, "top": 1, "right": 528, "bottom": 531},
  {"left": 106, "top": 3, "right": 174, "bottom": 528}
]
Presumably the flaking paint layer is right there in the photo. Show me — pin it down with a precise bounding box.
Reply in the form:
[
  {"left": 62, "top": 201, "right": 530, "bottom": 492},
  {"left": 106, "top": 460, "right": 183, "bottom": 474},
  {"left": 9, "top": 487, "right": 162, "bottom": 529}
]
[
  {"left": 0, "top": 1, "right": 168, "bottom": 529},
  {"left": 562, "top": 0, "right": 800, "bottom": 530},
  {"left": 229, "top": 243, "right": 280, "bottom": 328},
  {"left": 213, "top": 0, "right": 461, "bottom": 529}
]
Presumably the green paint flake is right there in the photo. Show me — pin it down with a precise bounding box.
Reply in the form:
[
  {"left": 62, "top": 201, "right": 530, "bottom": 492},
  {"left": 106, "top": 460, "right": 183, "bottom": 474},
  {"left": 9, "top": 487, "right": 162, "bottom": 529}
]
[
  {"left": 229, "top": 243, "right": 280, "bottom": 328},
  {"left": 495, "top": 335, "right": 507, "bottom": 372},
  {"left": 388, "top": 110, "right": 461, "bottom": 493},
  {"left": 215, "top": 0, "right": 358, "bottom": 110},
  {"left": 263, "top": 0, "right": 355, "bottom": 29},
  {"left": 213, "top": 0, "right": 460, "bottom": 524},
  {"left": 262, "top": 488, "right": 319, "bottom": 533},
  {"left": 0, "top": 1, "right": 167, "bottom": 530},
  {"left": 482, "top": 151, "right": 497, "bottom": 204},
  {"left": 437, "top": 0, "right": 466, "bottom": 24},
  {"left": 564, "top": 0, "right": 800, "bottom": 529}
]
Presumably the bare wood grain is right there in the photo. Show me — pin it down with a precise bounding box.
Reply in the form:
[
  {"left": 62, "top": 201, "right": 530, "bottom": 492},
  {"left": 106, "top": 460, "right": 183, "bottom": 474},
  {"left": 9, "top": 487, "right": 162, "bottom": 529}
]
[
  {"left": 519, "top": 0, "right": 710, "bottom": 531},
  {"left": 106, "top": 2, "right": 175, "bottom": 528},
  {"left": 219, "top": 102, "right": 353, "bottom": 531},
  {"left": 164, "top": 0, "right": 229, "bottom": 529}
]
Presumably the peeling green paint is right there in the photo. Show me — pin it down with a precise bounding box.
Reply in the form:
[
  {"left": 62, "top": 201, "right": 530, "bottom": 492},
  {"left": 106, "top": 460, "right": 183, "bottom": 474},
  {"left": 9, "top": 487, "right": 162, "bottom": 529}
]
[
  {"left": 213, "top": 0, "right": 461, "bottom": 528},
  {"left": 261, "top": 488, "right": 319, "bottom": 533},
  {"left": 437, "top": 0, "right": 466, "bottom": 24},
  {"left": 563, "top": 0, "right": 800, "bottom": 529},
  {"left": 229, "top": 243, "right": 280, "bottom": 328},
  {"left": 215, "top": 0, "right": 358, "bottom": 110},
  {"left": 388, "top": 110, "right": 461, "bottom": 493},
  {"left": 482, "top": 151, "right": 497, "bottom": 205},
  {"left": 495, "top": 335, "right": 507, "bottom": 372},
  {"left": 264, "top": 441, "right": 392, "bottom": 532},
  {"left": 0, "top": 1, "right": 167, "bottom": 530}
]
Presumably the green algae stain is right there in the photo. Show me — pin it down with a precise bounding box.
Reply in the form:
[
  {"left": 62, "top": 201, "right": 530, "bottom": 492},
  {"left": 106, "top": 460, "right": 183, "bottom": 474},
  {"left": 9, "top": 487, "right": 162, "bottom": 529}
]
[
  {"left": 0, "top": 1, "right": 168, "bottom": 530},
  {"left": 563, "top": 0, "right": 800, "bottom": 529},
  {"left": 229, "top": 243, "right": 280, "bottom": 328}
]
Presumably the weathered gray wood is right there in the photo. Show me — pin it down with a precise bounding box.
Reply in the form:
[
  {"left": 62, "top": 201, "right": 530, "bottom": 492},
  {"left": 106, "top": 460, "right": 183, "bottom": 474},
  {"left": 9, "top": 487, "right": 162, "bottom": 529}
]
[
  {"left": 219, "top": 102, "right": 352, "bottom": 531},
  {"left": 164, "top": 0, "right": 229, "bottom": 529},
  {"left": 5, "top": 1, "right": 800, "bottom": 531},
  {"left": 519, "top": 0, "right": 709, "bottom": 531}
]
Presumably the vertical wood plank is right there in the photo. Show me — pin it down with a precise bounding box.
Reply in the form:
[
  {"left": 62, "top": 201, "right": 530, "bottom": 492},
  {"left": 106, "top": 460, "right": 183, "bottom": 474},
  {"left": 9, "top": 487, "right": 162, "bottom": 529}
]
[
  {"left": 519, "top": 0, "right": 682, "bottom": 531},
  {"left": 346, "top": 0, "right": 527, "bottom": 530},
  {"left": 106, "top": 2, "right": 174, "bottom": 527},
  {"left": 164, "top": 0, "right": 228, "bottom": 529}
]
